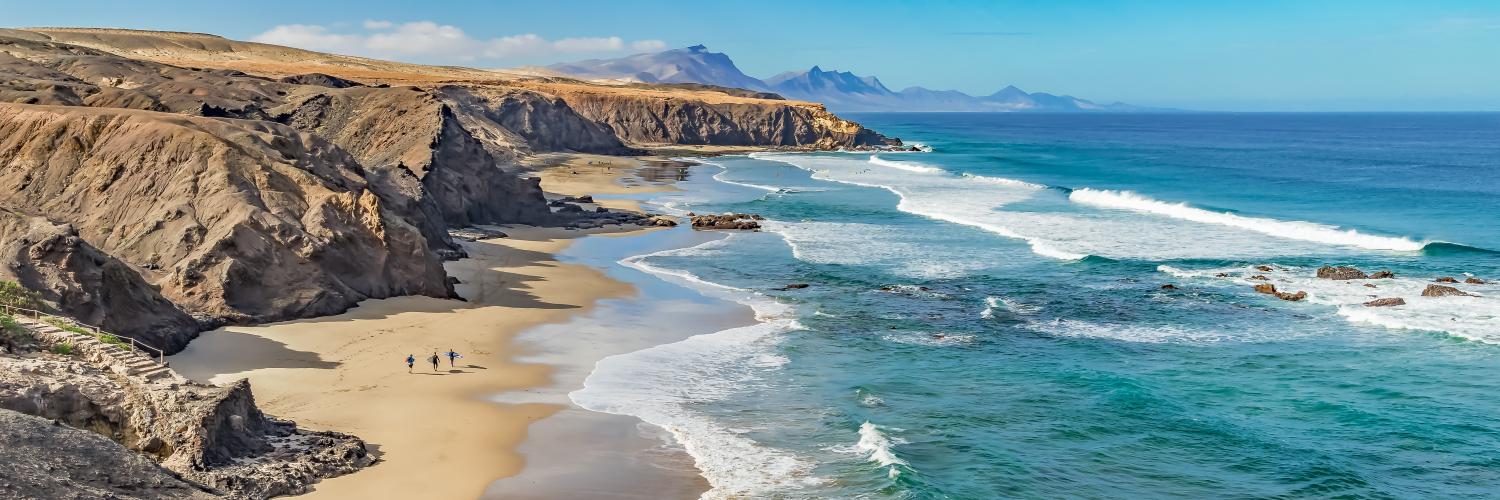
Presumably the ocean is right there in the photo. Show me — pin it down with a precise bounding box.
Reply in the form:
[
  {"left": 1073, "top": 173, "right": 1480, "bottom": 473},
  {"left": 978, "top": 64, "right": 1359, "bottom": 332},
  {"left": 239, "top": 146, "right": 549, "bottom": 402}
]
[{"left": 568, "top": 113, "right": 1500, "bottom": 498}]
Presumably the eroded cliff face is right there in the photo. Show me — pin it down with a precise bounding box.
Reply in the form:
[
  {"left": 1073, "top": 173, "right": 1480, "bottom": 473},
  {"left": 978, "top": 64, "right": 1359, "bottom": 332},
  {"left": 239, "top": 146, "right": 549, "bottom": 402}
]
[
  {"left": 0, "top": 208, "right": 198, "bottom": 352},
  {"left": 0, "top": 29, "right": 901, "bottom": 348},
  {"left": 527, "top": 83, "right": 899, "bottom": 148},
  {"left": 0, "top": 104, "right": 453, "bottom": 326}
]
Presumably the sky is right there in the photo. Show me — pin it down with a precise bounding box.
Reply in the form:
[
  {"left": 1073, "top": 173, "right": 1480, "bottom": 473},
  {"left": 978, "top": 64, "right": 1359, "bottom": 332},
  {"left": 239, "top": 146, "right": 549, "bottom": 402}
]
[{"left": 6, "top": 0, "right": 1500, "bottom": 111}]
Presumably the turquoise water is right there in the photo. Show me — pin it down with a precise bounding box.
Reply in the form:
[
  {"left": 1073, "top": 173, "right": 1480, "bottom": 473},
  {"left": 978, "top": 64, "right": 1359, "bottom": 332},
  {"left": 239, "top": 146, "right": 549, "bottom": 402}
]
[{"left": 570, "top": 113, "right": 1500, "bottom": 498}]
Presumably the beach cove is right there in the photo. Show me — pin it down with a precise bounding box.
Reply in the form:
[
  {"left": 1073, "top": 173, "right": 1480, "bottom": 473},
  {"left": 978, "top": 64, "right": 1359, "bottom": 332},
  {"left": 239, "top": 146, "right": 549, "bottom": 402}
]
[{"left": 168, "top": 157, "right": 738, "bottom": 499}]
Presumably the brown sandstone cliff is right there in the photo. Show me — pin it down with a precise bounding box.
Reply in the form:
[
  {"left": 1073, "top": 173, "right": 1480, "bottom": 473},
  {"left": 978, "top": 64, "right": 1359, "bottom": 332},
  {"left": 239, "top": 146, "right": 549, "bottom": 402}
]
[{"left": 0, "top": 104, "right": 454, "bottom": 328}]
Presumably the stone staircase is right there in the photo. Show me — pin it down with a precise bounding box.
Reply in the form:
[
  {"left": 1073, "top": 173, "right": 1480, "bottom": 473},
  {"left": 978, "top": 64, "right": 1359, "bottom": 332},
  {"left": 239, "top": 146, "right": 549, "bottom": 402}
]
[{"left": 16, "top": 317, "right": 181, "bottom": 384}]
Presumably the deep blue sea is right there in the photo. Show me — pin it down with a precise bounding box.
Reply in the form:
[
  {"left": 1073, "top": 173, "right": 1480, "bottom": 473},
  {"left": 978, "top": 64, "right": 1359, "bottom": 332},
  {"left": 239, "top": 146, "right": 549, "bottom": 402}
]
[{"left": 571, "top": 113, "right": 1500, "bottom": 498}]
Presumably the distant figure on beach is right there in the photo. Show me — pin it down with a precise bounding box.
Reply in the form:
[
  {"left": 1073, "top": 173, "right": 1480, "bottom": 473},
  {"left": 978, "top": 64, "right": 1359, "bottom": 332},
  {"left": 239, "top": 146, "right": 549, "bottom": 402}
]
[
  {"left": 446, "top": 349, "right": 462, "bottom": 367},
  {"left": 405, "top": 354, "right": 415, "bottom": 373},
  {"left": 429, "top": 352, "right": 440, "bottom": 371}
]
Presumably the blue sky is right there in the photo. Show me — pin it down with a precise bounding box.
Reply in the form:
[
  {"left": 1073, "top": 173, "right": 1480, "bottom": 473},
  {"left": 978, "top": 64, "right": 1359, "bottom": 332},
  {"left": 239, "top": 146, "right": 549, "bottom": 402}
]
[{"left": 8, "top": 0, "right": 1500, "bottom": 111}]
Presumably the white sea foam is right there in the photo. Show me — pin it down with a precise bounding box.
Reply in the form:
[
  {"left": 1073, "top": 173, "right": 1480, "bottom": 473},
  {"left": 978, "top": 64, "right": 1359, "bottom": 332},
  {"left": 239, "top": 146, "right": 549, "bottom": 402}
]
[
  {"left": 869, "top": 155, "right": 943, "bottom": 173},
  {"left": 1026, "top": 318, "right": 1238, "bottom": 344},
  {"left": 1070, "top": 188, "right": 1426, "bottom": 252},
  {"left": 571, "top": 239, "right": 820, "bottom": 498},
  {"left": 763, "top": 221, "right": 987, "bottom": 279},
  {"left": 981, "top": 296, "right": 1042, "bottom": 318},
  {"left": 961, "top": 172, "right": 1048, "bottom": 189},
  {"left": 856, "top": 421, "right": 908, "bottom": 478},
  {"left": 750, "top": 153, "right": 1422, "bottom": 262},
  {"left": 980, "top": 296, "right": 1001, "bottom": 319},
  {"left": 1160, "top": 264, "right": 1500, "bottom": 343}
]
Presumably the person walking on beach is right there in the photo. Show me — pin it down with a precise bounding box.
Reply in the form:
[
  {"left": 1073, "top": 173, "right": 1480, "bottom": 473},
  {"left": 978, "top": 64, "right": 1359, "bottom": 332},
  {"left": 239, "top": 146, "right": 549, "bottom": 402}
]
[
  {"left": 406, "top": 354, "right": 415, "bottom": 373},
  {"left": 446, "top": 349, "right": 462, "bottom": 367},
  {"left": 429, "top": 352, "right": 441, "bottom": 371}
]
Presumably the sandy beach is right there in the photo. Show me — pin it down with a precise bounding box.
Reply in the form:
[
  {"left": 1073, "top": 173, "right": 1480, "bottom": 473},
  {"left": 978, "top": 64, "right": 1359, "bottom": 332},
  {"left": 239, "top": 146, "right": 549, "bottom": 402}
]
[{"left": 167, "top": 156, "right": 714, "bottom": 499}]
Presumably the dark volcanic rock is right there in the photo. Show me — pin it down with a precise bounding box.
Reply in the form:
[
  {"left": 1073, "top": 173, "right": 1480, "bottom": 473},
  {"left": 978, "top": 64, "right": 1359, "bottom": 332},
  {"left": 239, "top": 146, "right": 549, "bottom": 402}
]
[
  {"left": 278, "top": 72, "right": 362, "bottom": 88},
  {"left": 1317, "top": 266, "right": 1368, "bottom": 280},
  {"left": 1363, "top": 298, "right": 1406, "bottom": 307},
  {"left": 1422, "top": 285, "right": 1472, "bottom": 297}
]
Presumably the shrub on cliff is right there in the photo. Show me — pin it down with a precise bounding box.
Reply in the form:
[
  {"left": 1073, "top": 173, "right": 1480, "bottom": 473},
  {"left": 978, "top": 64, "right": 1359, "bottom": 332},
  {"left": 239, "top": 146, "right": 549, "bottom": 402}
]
[
  {"left": 0, "top": 314, "right": 30, "bottom": 353},
  {"left": 0, "top": 280, "right": 41, "bottom": 311}
]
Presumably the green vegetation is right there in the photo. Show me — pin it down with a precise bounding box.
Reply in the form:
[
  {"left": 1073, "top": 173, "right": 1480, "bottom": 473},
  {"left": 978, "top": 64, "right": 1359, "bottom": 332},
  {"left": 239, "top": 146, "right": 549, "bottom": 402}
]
[
  {"left": 44, "top": 317, "right": 93, "bottom": 336},
  {"left": 0, "top": 280, "right": 41, "bottom": 310},
  {"left": 1, "top": 313, "right": 31, "bottom": 353},
  {"left": 51, "top": 342, "right": 73, "bottom": 356},
  {"left": 98, "top": 334, "right": 125, "bottom": 346}
]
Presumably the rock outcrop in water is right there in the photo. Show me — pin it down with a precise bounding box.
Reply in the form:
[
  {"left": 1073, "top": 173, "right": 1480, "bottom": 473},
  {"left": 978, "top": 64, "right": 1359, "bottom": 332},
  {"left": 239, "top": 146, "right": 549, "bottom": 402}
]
[
  {"left": 1253, "top": 283, "right": 1307, "bottom": 301},
  {"left": 1316, "top": 266, "right": 1368, "bottom": 280},
  {"left": 691, "top": 213, "right": 764, "bottom": 230},
  {"left": 1422, "top": 285, "right": 1472, "bottom": 297},
  {"left": 1364, "top": 297, "right": 1406, "bottom": 307}
]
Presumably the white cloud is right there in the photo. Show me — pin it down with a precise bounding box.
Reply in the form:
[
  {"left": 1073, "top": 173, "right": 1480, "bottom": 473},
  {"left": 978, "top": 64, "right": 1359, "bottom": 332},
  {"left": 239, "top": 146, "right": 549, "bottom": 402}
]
[
  {"left": 630, "top": 39, "right": 668, "bottom": 52},
  {"left": 250, "top": 21, "right": 668, "bottom": 62}
]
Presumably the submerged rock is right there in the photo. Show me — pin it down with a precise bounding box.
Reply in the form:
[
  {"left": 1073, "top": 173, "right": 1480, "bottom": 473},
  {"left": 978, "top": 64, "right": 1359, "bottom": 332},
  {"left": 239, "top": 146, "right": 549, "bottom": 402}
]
[
  {"left": 1467, "top": 277, "right": 1488, "bottom": 284},
  {"left": 1255, "top": 265, "right": 1274, "bottom": 272},
  {"left": 1435, "top": 276, "right": 1459, "bottom": 283},
  {"left": 775, "top": 283, "right": 811, "bottom": 291},
  {"left": 1368, "top": 270, "right": 1395, "bottom": 279},
  {"left": 1316, "top": 266, "right": 1368, "bottom": 280},
  {"left": 1364, "top": 297, "right": 1406, "bottom": 307},
  {"left": 1422, "top": 285, "right": 1473, "bottom": 297},
  {"left": 1160, "top": 284, "right": 1178, "bottom": 290}
]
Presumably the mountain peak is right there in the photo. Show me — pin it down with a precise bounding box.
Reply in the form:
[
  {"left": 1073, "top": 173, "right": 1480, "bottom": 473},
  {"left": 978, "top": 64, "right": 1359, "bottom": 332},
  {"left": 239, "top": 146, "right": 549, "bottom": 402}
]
[{"left": 686, "top": 44, "right": 708, "bottom": 53}]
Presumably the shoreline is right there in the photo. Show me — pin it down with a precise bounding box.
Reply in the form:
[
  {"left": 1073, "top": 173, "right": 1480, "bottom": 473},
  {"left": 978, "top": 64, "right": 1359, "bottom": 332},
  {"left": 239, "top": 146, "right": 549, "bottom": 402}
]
[{"left": 167, "top": 154, "right": 752, "bottom": 498}]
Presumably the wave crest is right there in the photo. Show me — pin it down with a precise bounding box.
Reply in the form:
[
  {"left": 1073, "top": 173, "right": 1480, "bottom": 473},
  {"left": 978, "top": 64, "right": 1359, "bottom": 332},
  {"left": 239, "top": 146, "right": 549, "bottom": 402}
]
[{"left": 1069, "top": 188, "right": 1426, "bottom": 252}]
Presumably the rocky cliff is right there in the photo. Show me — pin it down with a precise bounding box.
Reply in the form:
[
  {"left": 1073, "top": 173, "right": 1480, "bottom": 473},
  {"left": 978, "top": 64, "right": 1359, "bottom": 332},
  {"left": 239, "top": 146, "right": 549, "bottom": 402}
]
[
  {"left": 0, "top": 208, "right": 199, "bottom": 352},
  {"left": 0, "top": 408, "right": 219, "bottom": 499},
  {"left": 0, "top": 27, "right": 898, "bottom": 350}
]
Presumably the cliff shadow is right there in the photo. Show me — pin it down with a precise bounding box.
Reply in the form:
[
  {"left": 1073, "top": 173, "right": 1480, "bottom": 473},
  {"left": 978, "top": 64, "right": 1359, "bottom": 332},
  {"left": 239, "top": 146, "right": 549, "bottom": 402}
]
[{"left": 170, "top": 330, "right": 338, "bottom": 382}]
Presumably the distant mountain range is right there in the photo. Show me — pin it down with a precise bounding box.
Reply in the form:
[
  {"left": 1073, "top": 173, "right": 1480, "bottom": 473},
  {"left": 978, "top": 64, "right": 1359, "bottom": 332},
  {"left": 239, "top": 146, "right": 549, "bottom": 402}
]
[{"left": 528, "top": 45, "right": 1146, "bottom": 113}]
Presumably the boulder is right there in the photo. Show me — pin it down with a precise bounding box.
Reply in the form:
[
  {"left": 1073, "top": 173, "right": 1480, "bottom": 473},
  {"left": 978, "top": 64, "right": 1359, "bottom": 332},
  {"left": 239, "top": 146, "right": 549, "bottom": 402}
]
[
  {"left": 1368, "top": 270, "right": 1395, "bottom": 279},
  {"left": 1435, "top": 276, "right": 1459, "bottom": 283},
  {"left": 1422, "top": 285, "right": 1472, "bottom": 297},
  {"left": 1316, "top": 266, "right": 1368, "bottom": 280},
  {"left": 1250, "top": 275, "right": 1270, "bottom": 281},
  {"left": 1363, "top": 298, "right": 1406, "bottom": 307},
  {"left": 1160, "top": 284, "right": 1178, "bottom": 290},
  {"left": 775, "top": 283, "right": 810, "bottom": 291},
  {"left": 1255, "top": 265, "right": 1273, "bottom": 272},
  {"left": 1253, "top": 284, "right": 1278, "bottom": 295},
  {"left": 1466, "top": 277, "right": 1488, "bottom": 284}
]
